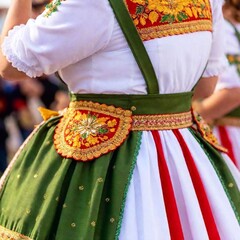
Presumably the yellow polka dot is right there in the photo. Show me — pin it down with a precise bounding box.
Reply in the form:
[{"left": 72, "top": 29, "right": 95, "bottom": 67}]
[
  {"left": 34, "top": 174, "right": 38, "bottom": 178},
  {"left": 110, "top": 218, "right": 115, "bottom": 223},
  {"left": 105, "top": 198, "right": 110, "bottom": 203},
  {"left": 228, "top": 183, "right": 234, "bottom": 188},
  {"left": 71, "top": 223, "right": 76, "bottom": 228},
  {"left": 91, "top": 221, "right": 96, "bottom": 227},
  {"left": 131, "top": 106, "right": 137, "bottom": 111},
  {"left": 56, "top": 197, "right": 59, "bottom": 202},
  {"left": 26, "top": 209, "right": 31, "bottom": 215},
  {"left": 17, "top": 174, "right": 21, "bottom": 179},
  {"left": 63, "top": 203, "right": 67, "bottom": 208},
  {"left": 97, "top": 178, "right": 104, "bottom": 183},
  {"left": 79, "top": 186, "right": 84, "bottom": 191}
]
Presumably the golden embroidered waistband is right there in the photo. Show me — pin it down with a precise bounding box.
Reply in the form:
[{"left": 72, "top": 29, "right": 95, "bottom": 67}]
[
  {"left": 132, "top": 111, "right": 193, "bottom": 130},
  {"left": 65, "top": 100, "right": 193, "bottom": 131},
  {"left": 52, "top": 100, "right": 193, "bottom": 161}
]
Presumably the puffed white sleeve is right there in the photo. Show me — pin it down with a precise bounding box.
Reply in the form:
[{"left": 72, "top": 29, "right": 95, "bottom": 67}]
[
  {"left": 202, "top": 0, "right": 228, "bottom": 77},
  {"left": 215, "top": 21, "right": 240, "bottom": 90},
  {"left": 1, "top": 0, "right": 115, "bottom": 78}
]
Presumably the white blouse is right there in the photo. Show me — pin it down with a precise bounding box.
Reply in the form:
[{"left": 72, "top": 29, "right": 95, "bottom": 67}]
[
  {"left": 215, "top": 20, "right": 240, "bottom": 91},
  {"left": 2, "top": 0, "right": 226, "bottom": 94}
]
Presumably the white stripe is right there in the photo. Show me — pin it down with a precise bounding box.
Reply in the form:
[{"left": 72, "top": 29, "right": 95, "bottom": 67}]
[
  {"left": 224, "top": 126, "right": 240, "bottom": 169},
  {"left": 119, "top": 132, "right": 170, "bottom": 240},
  {"left": 160, "top": 130, "right": 209, "bottom": 240},
  {"left": 180, "top": 129, "right": 240, "bottom": 239},
  {"left": 213, "top": 126, "right": 240, "bottom": 169},
  {"left": 120, "top": 129, "right": 240, "bottom": 240}
]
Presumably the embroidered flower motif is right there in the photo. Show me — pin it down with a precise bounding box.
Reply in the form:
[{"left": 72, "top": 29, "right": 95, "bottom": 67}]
[
  {"left": 54, "top": 101, "right": 133, "bottom": 161},
  {"left": 124, "top": 0, "right": 212, "bottom": 40},
  {"left": 128, "top": 0, "right": 211, "bottom": 25},
  {"left": 44, "top": 0, "right": 66, "bottom": 17},
  {"left": 227, "top": 54, "right": 240, "bottom": 76},
  {"left": 65, "top": 112, "right": 117, "bottom": 148}
]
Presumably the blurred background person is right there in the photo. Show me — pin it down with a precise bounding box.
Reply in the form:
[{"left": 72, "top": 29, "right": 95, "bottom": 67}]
[
  {"left": 194, "top": 0, "right": 240, "bottom": 170},
  {"left": 0, "top": 0, "right": 69, "bottom": 174}
]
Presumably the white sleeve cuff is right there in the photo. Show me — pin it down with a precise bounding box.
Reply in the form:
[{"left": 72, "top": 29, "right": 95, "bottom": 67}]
[{"left": 1, "top": 24, "right": 42, "bottom": 78}]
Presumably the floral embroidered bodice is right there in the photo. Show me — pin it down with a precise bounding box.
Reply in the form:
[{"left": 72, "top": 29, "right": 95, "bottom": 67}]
[{"left": 124, "top": 0, "right": 212, "bottom": 40}]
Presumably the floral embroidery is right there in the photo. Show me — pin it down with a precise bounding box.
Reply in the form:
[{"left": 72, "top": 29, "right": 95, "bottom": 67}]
[
  {"left": 44, "top": 0, "right": 66, "bottom": 17},
  {"left": 124, "top": 0, "right": 212, "bottom": 40},
  {"left": 64, "top": 112, "right": 118, "bottom": 149},
  {"left": 54, "top": 101, "right": 132, "bottom": 161},
  {"left": 227, "top": 54, "right": 240, "bottom": 76},
  {"left": 192, "top": 109, "right": 228, "bottom": 153}
]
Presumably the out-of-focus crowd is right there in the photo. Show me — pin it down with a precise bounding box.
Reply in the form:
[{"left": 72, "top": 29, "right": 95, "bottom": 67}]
[{"left": 0, "top": 0, "right": 69, "bottom": 174}]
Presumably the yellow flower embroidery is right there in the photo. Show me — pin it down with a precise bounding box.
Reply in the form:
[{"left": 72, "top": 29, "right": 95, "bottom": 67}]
[
  {"left": 128, "top": 0, "right": 211, "bottom": 25},
  {"left": 64, "top": 111, "right": 118, "bottom": 148},
  {"left": 124, "top": 0, "right": 212, "bottom": 40},
  {"left": 44, "top": 0, "right": 66, "bottom": 17},
  {"left": 54, "top": 101, "right": 133, "bottom": 161}
]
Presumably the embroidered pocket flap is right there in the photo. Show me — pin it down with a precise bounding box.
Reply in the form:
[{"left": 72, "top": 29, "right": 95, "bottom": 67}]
[{"left": 54, "top": 101, "right": 133, "bottom": 161}]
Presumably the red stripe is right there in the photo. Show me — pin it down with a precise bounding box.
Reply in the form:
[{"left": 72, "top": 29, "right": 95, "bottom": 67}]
[
  {"left": 173, "top": 129, "right": 220, "bottom": 240},
  {"left": 151, "top": 130, "right": 184, "bottom": 240},
  {"left": 218, "top": 126, "right": 237, "bottom": 166}
]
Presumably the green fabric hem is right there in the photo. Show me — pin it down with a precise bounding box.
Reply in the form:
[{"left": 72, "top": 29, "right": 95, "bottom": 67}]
[
  {"left": 189, "top": 128, "right": 240, "bottom": 223},
  {"left": 115, "top": 131, "right": 143, "bottom": 240}
]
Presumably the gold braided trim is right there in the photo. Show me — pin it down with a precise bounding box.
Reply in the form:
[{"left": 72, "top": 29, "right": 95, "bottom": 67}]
[
  {"left": 138, "top": 20, "right": 212, "bottom": 41},
  {"left": 0, "top": 226, "right": 32, "bottom": 240},
  {"left": 192, "top": 110, "right": 228, "bottom": 153},
  {"left": 132, "top": 111, "right": 193, "bottom": 131},
  {"left": 215, "top": 117, "right": 240, "bottom": 127}
]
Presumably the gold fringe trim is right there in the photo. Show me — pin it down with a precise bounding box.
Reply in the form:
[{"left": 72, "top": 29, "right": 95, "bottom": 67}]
[
  {"left": 0, "top": 226, "right": 32, "bottom": 240},
  {"left": 215, "top": 117, "right": 240, "bottom": 127},
  {"left": 138, "top": 20, "right": 212, "bottom": 41},
  {"left": 132, "top": 111, "right": 193, "bottom": 130}
]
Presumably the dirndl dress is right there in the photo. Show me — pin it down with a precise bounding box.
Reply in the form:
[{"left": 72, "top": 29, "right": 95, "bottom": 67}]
[
  {"left": 214, "top": 20, "right": 240, "bottom": 170},
  {"left": 0, "top": 0, "right": 240, "bottom": 239}
]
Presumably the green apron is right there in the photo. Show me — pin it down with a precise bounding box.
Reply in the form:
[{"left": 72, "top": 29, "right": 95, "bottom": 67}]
[{"left": 0, "top": 1, "right": 239, "bottom": 240}]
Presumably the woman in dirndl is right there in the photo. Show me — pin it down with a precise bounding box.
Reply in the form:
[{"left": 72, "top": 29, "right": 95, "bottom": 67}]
[
  {"left": 0, "top": 0, "right": 239, "bottom": 239},
  {"left": 194, "top": 0, "right": 240, "bottom": 171}
]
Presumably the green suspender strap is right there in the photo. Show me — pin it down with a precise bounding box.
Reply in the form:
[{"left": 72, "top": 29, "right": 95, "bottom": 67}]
[
  {"left": 229, "top": 21, "right": 240, "bottom": 44},
  {"left": 108, "top": 0, "right": 159, "bottom": 94}
]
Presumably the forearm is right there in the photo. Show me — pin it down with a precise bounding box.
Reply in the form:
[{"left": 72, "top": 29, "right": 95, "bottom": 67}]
[
  {"left": 193, "top": 76, "right": 218, "bottom": 100},
  {"left": 194, "top": 88, "right": 240, "bottom": 122},
  {"left": 0, "top": 0, "right": 32, "bottom": 80}
]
